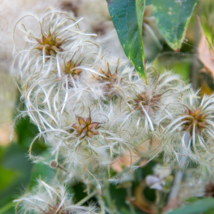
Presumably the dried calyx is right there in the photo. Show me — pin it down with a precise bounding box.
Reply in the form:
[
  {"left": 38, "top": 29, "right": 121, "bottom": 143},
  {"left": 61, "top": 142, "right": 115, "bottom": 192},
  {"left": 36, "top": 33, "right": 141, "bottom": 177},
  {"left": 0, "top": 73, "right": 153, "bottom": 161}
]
[
  {"left": 99, "top": 61, "right": 124, "bottom": 96},
  {"left": 46, "top": 203, "right": 69, "bottom": 214},
  {"left": 63, "top": 58, "right": 82, "bottom": 79},
  {"left": 134, "top": 91, "right": 161, "bottom": 116},
  {"left": 72, "top": 115, "right": 100, "bottom": 139},
  {"left": 182, "top": 108, "right": 208, "bottom": 135},
  {"left": 35, "top": 33, "right": 63, "bottom": 56}
]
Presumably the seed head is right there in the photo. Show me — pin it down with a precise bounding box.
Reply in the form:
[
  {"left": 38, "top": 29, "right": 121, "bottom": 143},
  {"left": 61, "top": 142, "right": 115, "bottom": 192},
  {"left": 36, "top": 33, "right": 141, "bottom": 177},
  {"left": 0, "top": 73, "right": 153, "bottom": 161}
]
[
  {"left": 123, "top": 68, "right": 186, "bottom": 133},
  {"left": 182, "top": 107, "right": 208, "bottom": 135},
  {"left": 36, "top": 33, "right": 63, "bottom": 56},
  {"left": 63, "top": 59, "right": 82, "bottom": 78},
  {"left": 14, "top": 180, "right": 97, "bottom": 214},
  {"left": 97, "top": 60, "right": 126, "bottom": 97},
  {"left": 134, "top": 91, "right": 161, "bottom": 116},
  {"left": 72, "top": 116, "right": 100, "bottom": 139},
  {"left": 164, "top": 91, "right": 214, "bottom": 168},
  {"left": 46, "top": 203, "right": 69, "bottom": 214}
]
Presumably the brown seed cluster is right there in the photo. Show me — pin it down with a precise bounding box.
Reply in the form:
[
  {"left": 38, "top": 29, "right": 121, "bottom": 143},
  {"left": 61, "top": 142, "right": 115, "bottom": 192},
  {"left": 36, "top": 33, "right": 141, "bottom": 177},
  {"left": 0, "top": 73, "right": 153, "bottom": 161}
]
[
  {"left": 63, "top": 59, "right": 82, "bottom": 79},
  {"left": 134, "top": 91, "right": 161, "bottom": 116},
  {"left": 35, "top": 34, "right": 63, "bottom": 56},
  {"left": 72, "top": 116, "right": 100, "bottom": 139},
  {"left": 182, "top": 108, "right": 208, "bottom": 135},
  {"left": 99, "top": 62, "right": 125, "bottom": 97},
  {"left": 100, "top": 63, "right": 118, "bottom": 94},
  {"left": 47, "top": 203, "right": 69, "bottom": 214}
]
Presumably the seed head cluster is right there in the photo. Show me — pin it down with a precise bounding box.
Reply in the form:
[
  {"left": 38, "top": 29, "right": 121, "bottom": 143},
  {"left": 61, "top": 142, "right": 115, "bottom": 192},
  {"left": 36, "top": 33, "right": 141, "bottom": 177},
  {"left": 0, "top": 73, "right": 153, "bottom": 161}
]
[{"left": 12, "top": 7, "right": 214, "bottom": 213}]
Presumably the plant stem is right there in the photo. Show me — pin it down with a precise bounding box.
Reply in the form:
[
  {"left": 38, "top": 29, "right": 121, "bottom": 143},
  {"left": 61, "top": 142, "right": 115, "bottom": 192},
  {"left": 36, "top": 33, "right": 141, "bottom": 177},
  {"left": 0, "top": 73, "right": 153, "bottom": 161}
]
[
  {"left": 76, "top": 190, "right": 99, "bottom": 206},
  {"left": 156, "top": 190, "right": 162, "bottom": 214},
  {"left": 98, "top": 195, "right": 105, "bottom": 214},
  {"left": 104, "top": 183, "right": 117, "bottom": 213},
  {"left": 168, "top": 170, "right": 183, "bottom": 201},
  {"left": 168, "top": 133, "right": 190, "bottom": 202},
  {"left": 126, "top": 186, "right": 136, "bottom": 214}
]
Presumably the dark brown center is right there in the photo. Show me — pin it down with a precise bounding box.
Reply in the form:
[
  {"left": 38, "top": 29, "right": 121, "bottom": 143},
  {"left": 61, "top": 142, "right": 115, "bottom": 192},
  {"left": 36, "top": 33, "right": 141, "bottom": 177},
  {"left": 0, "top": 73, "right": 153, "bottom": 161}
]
[
  {"left": 182, "top": 108, "right": 208, "bottom": 135},
  {"left": 98, "top": 62, "right": 125, "bottom": 97},
  {"left": 134, "top": 92, "right": 161, "bottom": 115},
  {"left": 63, "top": 59, "right": 82, "bottom": 79},
  {"left": 35, "top": 34, "right": 63, "bottom": 56},
  {"left": 46, "top": 203, "right": 69, "bottom": 214},
  {"left": 100, "top": 68, "right": 118, "bottom": 93},
  {"left": 72, "top": 116, "right": 100, "bottom": 139}
]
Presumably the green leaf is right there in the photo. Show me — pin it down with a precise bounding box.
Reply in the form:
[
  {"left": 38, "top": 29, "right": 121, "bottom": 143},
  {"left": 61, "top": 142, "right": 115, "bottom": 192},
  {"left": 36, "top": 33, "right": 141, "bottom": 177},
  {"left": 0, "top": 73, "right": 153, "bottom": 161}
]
[
  {"left": 152, "top": 0, "right": 198, "bottom": 50},
  {"left": 15, "top": 116, "right": 45, "bottom": 149},
  {"left": 166, "top": 198, "right": 214, "bottom": 214},
  {"left": 0, "top": 166, "right": 18, "bottom": 191},
  {"left": 0, "top": 202, "right": 14, "bottom": 214},
  {"left": 0, "top": 144, "right": 33, "bottom": 214},
  {"left": 185, "top": 197, "right": 199, "bottom": 203},
  {"left": 29, "top": 151, "right": 55, "bottom": 189},
  {"left": 205, "top": 206, "right": 214, "bottom": 214},
  {"left": 107, "top": 0, "right": 147, "bottom": 82}
]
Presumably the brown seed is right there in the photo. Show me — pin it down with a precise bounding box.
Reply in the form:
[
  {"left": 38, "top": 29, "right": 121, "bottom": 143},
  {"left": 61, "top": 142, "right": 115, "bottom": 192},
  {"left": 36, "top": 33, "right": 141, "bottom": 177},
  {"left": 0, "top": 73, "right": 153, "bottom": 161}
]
[
  {"left": 85, "top": 117, "right": 91, "bottom": 126},
  {"left": 87, "top": 131, "right": 93, "bottom": 138},
  {"left": 72, "top": 123, "right": 79, "bottom": 129},
  {"left": 93, "top": 130, "right": 99, "bottom": 136},
  {"left": 77, "top": 117, "right": 85, "bottom": 125},
  {"left": 76, "top": 127, "right": 83, "bottom": 135},
  {"left": 198, "top": 122, "right": 206, "bottom": 128},
  {"left": 82, "top": 128, "right": 88, "bottom": 136}
]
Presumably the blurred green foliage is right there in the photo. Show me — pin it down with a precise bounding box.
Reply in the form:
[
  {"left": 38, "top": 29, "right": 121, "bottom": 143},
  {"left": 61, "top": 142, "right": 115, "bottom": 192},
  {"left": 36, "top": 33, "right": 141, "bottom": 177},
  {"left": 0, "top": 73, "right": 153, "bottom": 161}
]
[
  {"left": 0, "top": 98, "right": 47, "bottom": 213},
  {"left": 166, "top": 198, "right": 214, "bottom": 214}
]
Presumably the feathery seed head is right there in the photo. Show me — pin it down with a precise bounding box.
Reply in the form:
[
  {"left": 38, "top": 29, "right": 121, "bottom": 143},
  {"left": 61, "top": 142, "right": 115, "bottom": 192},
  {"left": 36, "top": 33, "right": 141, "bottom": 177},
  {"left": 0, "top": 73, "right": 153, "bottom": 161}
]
[
  {"left": 123, "top": 68, "right": 187, "bottom": 133},
  {"left": 14, "top": 8, "right": 94, "bottom": 67},
  {"left": 87, "top": 57, "right": 131, "bottom": 101},
  {"left": 14, "top": 180, "right": 96, "bottom": 214},
  {"left": 46, "top": 203, "right": 69, "bottom": 214},
  {"left": 98, "top": 61, "right": 122, "bottom": 97},
  {"left": 164, "top": 91, "right": 214, "bottom": 168},
  {"left": 181, "top": 107, "right": 208, "bottom": 135},
  {"left": 133, "top": 91, "right": 161, "bottom": 116}
]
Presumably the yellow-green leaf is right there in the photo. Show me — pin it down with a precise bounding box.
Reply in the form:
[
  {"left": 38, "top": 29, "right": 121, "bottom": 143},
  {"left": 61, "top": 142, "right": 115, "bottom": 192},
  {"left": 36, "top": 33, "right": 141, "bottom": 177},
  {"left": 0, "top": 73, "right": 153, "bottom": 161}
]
[{"left": 152, "top": 0, "right": 198, "bottom": 50}]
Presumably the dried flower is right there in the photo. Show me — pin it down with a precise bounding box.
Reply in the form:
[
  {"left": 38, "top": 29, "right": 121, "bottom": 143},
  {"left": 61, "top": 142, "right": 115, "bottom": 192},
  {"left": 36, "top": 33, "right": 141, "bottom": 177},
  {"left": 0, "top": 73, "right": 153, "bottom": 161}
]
[
  {"left": 14, "top": 180, "right": 97, "bottom": 214},
  {"left": 72, "top": 115, "right": 100, "bottom": 139},
  {"left": 164, "top": 91, "right": 214, "bottom": 167},
  {"left": 123, "top": 67, "right": 187, "bottom": 133}
]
